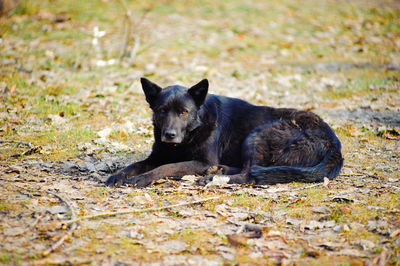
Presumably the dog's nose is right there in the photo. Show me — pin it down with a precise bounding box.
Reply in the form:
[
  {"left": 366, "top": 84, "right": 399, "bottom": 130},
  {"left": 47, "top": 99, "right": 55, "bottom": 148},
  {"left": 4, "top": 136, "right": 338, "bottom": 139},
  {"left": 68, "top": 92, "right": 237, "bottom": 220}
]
[{"left": 164, "top": 130, "right": 176, "bottom": 140}]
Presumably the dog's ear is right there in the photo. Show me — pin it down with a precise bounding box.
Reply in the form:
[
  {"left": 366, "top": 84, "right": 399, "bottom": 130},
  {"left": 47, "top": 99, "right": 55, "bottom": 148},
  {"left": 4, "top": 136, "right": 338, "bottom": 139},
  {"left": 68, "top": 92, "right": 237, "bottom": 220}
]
[
  {"left": 188, "top": 79, "right": 208, "bottom": 107},
  {"left": 141, "top": 77, "right": 162, "bottom": 105}
]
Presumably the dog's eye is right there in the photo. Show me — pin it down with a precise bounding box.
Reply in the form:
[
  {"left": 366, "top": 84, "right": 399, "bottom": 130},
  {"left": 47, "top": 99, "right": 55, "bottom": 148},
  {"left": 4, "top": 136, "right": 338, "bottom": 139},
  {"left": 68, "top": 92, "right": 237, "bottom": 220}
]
[
  {"left": 160, "top": 108, "right": 166, "bottom": 113},
  {"left": 180, "top": 110, "right": 188, "bottom": 116}
]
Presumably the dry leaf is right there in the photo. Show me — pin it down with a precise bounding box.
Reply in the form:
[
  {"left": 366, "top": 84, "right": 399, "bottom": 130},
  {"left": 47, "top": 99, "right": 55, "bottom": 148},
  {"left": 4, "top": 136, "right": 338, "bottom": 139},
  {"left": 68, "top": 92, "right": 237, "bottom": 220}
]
[
  {"left": 323, "top": 177, "right": 330, "bottom": 187},
  {"left": 227, "top": 234, "right": 249, "bottom": 247}
]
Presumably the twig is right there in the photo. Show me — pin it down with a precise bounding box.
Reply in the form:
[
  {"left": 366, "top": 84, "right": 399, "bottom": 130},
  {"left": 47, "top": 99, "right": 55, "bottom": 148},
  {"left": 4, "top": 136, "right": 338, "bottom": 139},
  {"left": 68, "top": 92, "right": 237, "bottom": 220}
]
[
  {"left": 41, "top": 191, "right": 78, "bottom": 257},
  {"left": 4, "top": 185, "right": 79, "bottom": 256},
  {"left": 0, "top": 139, "right": 41, "bottom": 158},
  {"left": 119, "top": 0, "right": 132, "bottom": 61},
  {"left": 11, "top": 146, "right": 41, "bottom": 158},
  {"left": 386, "top": 209, "right": 400, "bottom": 214},
  {"left": 280, "top": 198, "right": 300, "bottom": 209},
  {"left": 16, "top": 211, "right": 48, "bottom": 236},
  {"left": 129, "top": 36, "right": 140, "bottom": 64},
  {"left": 63, "top": 196, "right": 220, "bottom": 226},
  {"left": 339, "top": 173, "right": 367, "bottom": 177},
  {"left": 117, "top": 0, "right": 149, "bottom": 62}
]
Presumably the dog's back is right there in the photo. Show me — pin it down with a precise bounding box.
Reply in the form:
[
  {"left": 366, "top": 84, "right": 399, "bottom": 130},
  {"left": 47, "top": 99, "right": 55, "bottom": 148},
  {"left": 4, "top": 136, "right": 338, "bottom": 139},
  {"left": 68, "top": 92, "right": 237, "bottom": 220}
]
[
  {"left": 198, "top": 94, "right": 272, "bottom": 167},
  {"left": 197, "top": 93, "right": 343, "bottom": 183}
]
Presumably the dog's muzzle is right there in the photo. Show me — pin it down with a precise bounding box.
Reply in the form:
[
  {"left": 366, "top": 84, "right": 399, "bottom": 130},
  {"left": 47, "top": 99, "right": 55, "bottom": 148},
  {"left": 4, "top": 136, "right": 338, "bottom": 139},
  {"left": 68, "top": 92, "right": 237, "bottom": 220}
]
[{"left": 161, "top": 129, "right": 183, "bottom": 143}]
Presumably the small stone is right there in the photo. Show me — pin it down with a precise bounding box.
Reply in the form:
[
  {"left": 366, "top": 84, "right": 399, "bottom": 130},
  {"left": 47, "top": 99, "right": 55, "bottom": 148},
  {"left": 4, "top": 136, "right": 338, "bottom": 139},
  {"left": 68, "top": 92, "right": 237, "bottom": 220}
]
[
  {"left": 48, "top": 205, "right": 69, "bottom": 214},
  {"left": 333, "top": 225, "right": 343, "bottom": 233}
]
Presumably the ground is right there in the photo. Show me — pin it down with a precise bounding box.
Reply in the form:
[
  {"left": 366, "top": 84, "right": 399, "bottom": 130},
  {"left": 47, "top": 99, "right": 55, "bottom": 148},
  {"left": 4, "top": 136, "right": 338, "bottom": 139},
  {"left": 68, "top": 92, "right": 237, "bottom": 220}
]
[{"left": 0, "top": 0, "right": 399, "bottom": 265}]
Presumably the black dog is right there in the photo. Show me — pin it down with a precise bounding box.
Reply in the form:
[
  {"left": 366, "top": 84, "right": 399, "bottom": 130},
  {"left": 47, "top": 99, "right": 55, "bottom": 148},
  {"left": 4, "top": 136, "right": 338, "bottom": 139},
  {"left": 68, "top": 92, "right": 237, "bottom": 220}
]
[{"left": 105, "top": 78, "right": 343, "bottom": 187}]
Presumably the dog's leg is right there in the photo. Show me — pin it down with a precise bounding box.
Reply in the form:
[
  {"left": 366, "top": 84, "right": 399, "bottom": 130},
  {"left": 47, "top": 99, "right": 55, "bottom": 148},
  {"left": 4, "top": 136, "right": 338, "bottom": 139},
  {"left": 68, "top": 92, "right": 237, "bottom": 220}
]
[
  {"left": 123, "top": 161, "right": 211, "bottom": 187},
  {"left": 196, "top": 165, "right": 244, "bottom": 185},
  {"left": 197, "top": 129, "right": 271, "bottom": 186},
  {"left": 105, "top": 158, "right": 157, "bottom": 186}
]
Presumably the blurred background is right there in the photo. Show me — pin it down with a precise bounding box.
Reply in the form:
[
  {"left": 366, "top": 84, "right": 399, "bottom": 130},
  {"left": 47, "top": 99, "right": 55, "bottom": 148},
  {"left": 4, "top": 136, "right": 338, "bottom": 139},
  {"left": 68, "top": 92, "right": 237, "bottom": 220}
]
[{"left": 1, "top": 0, "right": 399, "bottom": 158}]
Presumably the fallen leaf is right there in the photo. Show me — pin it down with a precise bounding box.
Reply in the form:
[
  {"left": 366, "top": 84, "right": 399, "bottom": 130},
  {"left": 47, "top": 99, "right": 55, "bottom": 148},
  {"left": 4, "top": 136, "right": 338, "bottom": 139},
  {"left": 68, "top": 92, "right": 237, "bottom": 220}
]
[
  {"left": 48, "top": 205, "right": 70, "bottom": 214},
  {"left": 181, "top": 175, "right": 197, "bottom": 185},
  {"left": 227, "top": 234, "right": 248, "bottom": 247},
  {"left": 312, "top": 206, "right": 331, "bottom": 214},
  {"left": 205, "top": 175, "right": 230, "bottom": 187},
  {"left": 339, "top": 206, "right": 352, "bottom": 215},
  {"left": 323, "top": 177, "right": 330, "bottom": 187},
  {"left": 390, "top": 228, "right": 400, "bottom": 239},
  {"left": 9, "top": 84, "right": 17, "bottom": 95},
  {"left": 304, "top": 248, "right": 321, "bottom": 258}
]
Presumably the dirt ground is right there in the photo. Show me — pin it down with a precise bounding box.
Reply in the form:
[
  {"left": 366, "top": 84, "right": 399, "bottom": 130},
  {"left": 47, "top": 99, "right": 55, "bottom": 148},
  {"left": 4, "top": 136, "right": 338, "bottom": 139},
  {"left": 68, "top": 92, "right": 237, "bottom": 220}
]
[{"left": 1, "top": 0, "right": 399, "bottom": 265}]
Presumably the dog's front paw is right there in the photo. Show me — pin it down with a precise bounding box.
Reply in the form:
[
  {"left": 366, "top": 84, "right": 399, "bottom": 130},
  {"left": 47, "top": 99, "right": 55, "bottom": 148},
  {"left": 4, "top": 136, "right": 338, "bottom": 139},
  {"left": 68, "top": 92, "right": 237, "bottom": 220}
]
[
  {"left": 105, "top": 172, "right": 127, "bottom": 187},
  {"left": 124, "top": 175, "right": 152, "bottom": 188},
  {"left": 205, "top": 166, "right": 220, "bottom": 175},
  {"left": 196, "top": 175, "right": 214, "bottom": 186}
]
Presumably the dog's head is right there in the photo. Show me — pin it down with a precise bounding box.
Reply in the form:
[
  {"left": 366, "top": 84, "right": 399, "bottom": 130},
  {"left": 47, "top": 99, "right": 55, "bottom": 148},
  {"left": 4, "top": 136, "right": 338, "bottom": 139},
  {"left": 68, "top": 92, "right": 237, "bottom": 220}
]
[{"left": 140, "top": 78, "right": 208, "bottom": 144}]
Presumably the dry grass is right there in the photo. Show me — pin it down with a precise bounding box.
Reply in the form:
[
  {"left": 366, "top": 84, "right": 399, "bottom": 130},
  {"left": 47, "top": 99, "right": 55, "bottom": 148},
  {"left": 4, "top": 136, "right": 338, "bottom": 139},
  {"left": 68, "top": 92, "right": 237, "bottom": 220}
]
[{"left": 0, "top": 0, "right": 399, "bottom": 264}]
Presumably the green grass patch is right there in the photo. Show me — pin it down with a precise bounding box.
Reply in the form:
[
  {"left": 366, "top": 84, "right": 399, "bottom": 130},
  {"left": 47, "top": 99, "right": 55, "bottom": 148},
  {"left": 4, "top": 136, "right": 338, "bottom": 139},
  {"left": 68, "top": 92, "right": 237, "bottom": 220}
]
[
  {"left": 0, "top": 251, "right": 11, "bottom": 264},
  {"left": 0, "top": 200, "right": 9, "bottom": 212}
]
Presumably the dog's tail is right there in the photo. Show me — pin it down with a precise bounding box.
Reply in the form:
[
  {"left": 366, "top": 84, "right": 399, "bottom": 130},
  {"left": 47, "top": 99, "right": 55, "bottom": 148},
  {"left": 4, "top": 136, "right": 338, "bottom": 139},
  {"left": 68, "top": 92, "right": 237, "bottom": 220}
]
[{"left": 249, "top": 150, "right": 343, "bottom": 185}]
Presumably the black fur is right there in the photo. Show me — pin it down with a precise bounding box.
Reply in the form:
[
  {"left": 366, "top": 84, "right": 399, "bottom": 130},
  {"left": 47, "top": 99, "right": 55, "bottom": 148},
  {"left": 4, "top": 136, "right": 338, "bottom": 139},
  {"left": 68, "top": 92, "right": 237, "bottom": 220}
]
[{"left": 105, "top": 78, "right": 343, "bottom": 187}]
